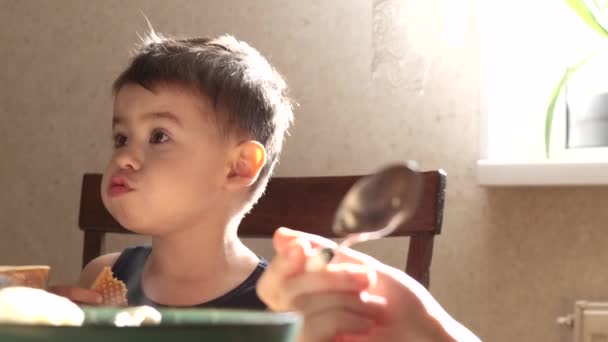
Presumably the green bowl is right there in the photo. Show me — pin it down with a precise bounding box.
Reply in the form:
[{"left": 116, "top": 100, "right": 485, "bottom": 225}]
[{"left": 0, "top": 307, "right": 302, "bottom": 342}]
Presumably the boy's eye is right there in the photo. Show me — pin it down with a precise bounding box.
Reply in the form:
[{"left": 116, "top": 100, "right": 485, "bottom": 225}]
[
  {"left": 150, "top": 130, "right": 169, "bottom": 144},
  {"left": 113, "top": 133, "right": 127, "bottom": 148}
]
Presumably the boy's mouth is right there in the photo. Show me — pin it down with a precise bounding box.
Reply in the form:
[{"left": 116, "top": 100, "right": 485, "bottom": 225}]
[{"left": 108, "top": 176, "right": 134, "bottom": 197}]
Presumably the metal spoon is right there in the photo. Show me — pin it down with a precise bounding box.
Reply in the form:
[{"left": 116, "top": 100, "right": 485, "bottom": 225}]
[{"left": 306, "top": 161, "right": 424, "bottom": 270}]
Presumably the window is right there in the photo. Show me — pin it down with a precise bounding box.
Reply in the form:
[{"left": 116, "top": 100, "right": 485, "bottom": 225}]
[{"left": 478, "top": 0, "right": 608, "bottom": 185}]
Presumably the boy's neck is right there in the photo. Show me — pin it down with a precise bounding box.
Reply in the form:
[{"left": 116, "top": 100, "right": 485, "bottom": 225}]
[
  {"left": 140, "top": 216, "right": 260, "bottom": 306},
  {"left": 146, "top": 216, "right": 258, "bottom": 280}
]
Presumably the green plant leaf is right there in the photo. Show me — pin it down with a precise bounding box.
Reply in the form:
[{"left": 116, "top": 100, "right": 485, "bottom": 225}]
[
  {"left": 545, "top": 52, "right": 596, "bottom": 158},
  {"left": 566, "top": 0, "right": 608, "bottom": 38}
]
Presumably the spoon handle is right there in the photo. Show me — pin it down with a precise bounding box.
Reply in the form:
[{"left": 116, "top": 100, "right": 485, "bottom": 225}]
[
  {"left": 304, "top": 237, "right": 358, "bottom": 271},
  {"left": 305, "top": 247, "right": 336, "bottom": 272},
  {"left": 304, "top": 213, "right": 406, "bottom": 271}
]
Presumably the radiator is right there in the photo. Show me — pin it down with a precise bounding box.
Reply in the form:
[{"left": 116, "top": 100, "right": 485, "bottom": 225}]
[{"left": 558, "top": 301, "right": 608, "bottom": 342}]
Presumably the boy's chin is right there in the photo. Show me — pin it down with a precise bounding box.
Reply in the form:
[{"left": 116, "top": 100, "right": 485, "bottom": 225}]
[
  {"left": 114, "top": 216, "right": 173, "bottom": 236},
  {"left": 108, "top": 209, "right": 157, "bottom": 235},
  {"left": 121, "top": 225, "right": 154, "bottom": 235}
]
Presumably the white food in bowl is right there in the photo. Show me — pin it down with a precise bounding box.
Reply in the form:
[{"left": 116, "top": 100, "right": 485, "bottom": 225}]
[
  {"left": 0, "top": 286, "right": 84, "bottom": 326},
  {"left": 114, "top": 306, "right": 162, "bottom": 327}
]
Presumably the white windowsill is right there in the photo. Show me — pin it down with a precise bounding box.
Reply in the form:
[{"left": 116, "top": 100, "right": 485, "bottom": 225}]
[{"left": 477, "top": 160, "right": 608, "bottom": 186}]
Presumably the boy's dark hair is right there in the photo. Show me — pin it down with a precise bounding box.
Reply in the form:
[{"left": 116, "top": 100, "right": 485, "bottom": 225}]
[{"left": 113, "top": 32, "right": 294, "bottom": 210}]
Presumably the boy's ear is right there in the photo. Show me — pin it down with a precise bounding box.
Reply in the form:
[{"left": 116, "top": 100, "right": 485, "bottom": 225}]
[{"left": 225, "top": 140, "right": 267, "bottom": 190}]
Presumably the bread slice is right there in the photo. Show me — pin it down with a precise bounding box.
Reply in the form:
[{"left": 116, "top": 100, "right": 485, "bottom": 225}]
[
  {"left": 90, "top": 266, "right": 127, "bottom": 306},
  {"left": 0, "top": 266, "right": 50, "bottom": 289}
]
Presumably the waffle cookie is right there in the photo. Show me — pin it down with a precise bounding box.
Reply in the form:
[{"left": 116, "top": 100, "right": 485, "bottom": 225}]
[{"left": 90, "top": 266, "right": 128, "bottom": 306}]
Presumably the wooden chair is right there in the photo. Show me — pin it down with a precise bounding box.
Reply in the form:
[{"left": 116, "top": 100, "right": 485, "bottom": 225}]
[{"left": 78, "top": 170, "right": 446, "bottom": 288}]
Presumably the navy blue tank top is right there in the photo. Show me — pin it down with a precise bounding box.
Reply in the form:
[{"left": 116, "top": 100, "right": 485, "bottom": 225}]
[{"left": 111, "top": 246, "right": 268, "bottom": 310}]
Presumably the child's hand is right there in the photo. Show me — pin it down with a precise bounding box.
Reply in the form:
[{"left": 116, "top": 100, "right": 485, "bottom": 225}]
[
  {"left": 48, "top": 252, "right": 121, "bottom": 306},
  {"left": 48, "top": 285, "right": 103, "bottom": 306},
  {"left": 257, "top": 228, "right": 481, "bottom": 342}
]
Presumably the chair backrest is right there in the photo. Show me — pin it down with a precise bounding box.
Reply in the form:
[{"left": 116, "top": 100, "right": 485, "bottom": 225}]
[{"left": 78, "top": 170, "right": 446, "bottom": 288}]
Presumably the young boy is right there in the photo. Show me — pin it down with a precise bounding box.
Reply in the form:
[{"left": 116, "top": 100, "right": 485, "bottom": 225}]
[{"left": 51, "top": 31, "right": 293, "bottom": 309}]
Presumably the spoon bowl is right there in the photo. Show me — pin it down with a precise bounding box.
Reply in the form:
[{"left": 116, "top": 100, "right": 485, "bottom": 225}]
[
  {"left": 306, "top": 161, "right": 424, "bottom": 270},
  {"left": 333, "top": 161, "right": 423, "bottom": 246}
]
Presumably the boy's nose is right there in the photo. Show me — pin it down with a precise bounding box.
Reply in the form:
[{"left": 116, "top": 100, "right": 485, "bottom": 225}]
[{"left": 115, "top": 146, "right": 143, "bottom": 171}]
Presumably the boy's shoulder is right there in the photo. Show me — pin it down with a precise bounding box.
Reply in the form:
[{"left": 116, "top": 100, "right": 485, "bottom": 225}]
[{"left": 78, "top": 252, "right": 121, "bottom": 288}]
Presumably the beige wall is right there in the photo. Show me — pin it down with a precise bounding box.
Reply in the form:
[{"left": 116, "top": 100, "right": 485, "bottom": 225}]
[{"left": 2, "top": 1, "right": 607, "bottom": 341}]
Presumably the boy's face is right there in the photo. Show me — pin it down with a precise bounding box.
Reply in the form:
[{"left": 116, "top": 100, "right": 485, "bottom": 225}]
[{"left": 101, "top": 83, "right": 230, "bottom": 235}]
